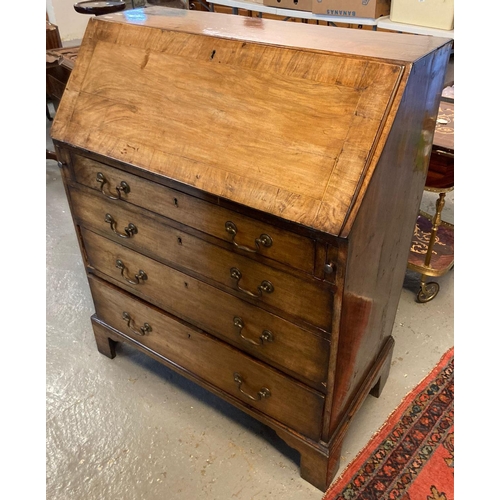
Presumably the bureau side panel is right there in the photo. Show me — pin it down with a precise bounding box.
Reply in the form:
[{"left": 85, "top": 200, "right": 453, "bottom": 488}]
[{"left": 327, "top": 43, "right": 452, "bottom": 434}]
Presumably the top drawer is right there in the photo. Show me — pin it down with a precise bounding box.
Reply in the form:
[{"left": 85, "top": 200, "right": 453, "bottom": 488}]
[{"left": 71, "top": 154, "right": 316, "bottom": 274}]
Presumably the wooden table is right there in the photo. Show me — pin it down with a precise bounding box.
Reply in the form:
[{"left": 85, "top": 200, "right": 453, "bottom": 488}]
[
  {"left": 205, "top": 3, "right": 456, "bottom": 35},
  {"left": 407, "top": 99, "right": 454, "bottom": 302},
  {"left": 46, "top": 46, "right": 80, "bottom": 104},
  {"left": 46, "top": 46, "right": 80, "bottom": 160}
]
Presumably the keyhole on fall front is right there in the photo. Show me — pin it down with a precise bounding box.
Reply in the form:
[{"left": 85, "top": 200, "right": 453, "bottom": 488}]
[
  {"left": 210, "top": 50, "right": 216, "bottom": 60},
  {"left": 177, "top": 237, "right": 182, "bottom": 245}
]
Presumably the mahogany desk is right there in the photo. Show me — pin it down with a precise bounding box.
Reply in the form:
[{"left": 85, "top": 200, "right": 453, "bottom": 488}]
[{"left": 51, "top": 7, "right": 452, "bottom": 490}]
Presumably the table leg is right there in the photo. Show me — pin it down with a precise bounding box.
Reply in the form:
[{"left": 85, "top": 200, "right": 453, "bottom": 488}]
[{"left": 416, "top": 192, "right": 446, "bottom": 303}]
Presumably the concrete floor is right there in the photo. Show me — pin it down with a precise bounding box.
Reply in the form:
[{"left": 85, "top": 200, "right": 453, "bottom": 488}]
[{"left": 46, "top": 111, "right": 454, "bottom": 500}]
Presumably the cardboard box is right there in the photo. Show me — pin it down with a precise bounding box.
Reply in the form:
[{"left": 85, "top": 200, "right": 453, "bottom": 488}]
[
  {"left": 312, "top": 0, "right": 390, "bottom": 18},
  {"left": 264, "top": 0, "right": 312, "bottom": 12},
  {"left": 390, "top": 0, "right": 453, "bottom": 30}
]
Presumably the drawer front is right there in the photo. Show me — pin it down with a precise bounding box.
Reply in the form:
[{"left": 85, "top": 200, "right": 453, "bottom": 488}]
[
  {"left": 81, "top": 228, "right": 330, "bottom": 388},
  {"left": 71, "top": 187, "right": 333, "bottom": 330},
  {"left": 71, "top": 154, "right": 315, "bottom": 273},
  {"left": 88, "top": 275, "right": 325, "bottom": 441}
]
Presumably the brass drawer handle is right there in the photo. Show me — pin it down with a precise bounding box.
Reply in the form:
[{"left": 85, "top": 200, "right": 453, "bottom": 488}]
[
  {"left": 233, "top": 317, "right": 273, "bottom": 346},
  {"left": 324, "top": 262, "right": 335, "bottom": 275},
  {"left": 96, "top": 172, "right": 130, "bottom": 200},
  {"left": 233, "top": 373, "right": 271, "bottom": 401},
  {"left": 225, "top": 221, "right": 273, "bottom": 253},
  {"left": 122, "top": 311, "right": 152, "bottom": 336},
  {"left": 230, "top": 267, "right": 274, "bottom": 298},
  {"left": 105, "top": 213, "right": 138, "bottom": 238},
  {"left": 115, "top": 259, "right": 148, "bottom": 285}
]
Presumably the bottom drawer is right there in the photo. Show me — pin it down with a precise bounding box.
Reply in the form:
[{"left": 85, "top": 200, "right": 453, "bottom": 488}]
[{"left": 88, "top": 275, "right": 325, "bottom": 441}]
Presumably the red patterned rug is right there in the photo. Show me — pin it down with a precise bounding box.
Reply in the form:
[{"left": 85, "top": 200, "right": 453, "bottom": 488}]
[{"left": 323, "top": 347, "right": 454, "bottom": 500}]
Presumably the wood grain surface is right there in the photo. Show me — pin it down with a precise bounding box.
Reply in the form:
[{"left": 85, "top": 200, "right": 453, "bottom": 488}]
[
  {"left": 71, "top": 153, "right": 317, "bottom": 273},
  {"left": 51, "top": 9, "right": 453, "bottom": 492},
  {"left": 79, "top": 218, "right": 333, "bottom": 330},
  {"left": 88, "top": 275, "right": 325, "bottom": 440},
  {"left": 49, "top": 8, "right": 452, "bottom": 236}
]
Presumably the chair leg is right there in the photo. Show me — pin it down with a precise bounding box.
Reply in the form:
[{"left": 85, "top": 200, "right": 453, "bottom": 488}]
[{"left": 46, "top": 149, "right": 57, "bottom": 161}]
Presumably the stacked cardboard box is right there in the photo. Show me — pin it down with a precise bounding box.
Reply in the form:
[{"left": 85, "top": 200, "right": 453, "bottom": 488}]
[
  {"left": 264, "top": 0, "right": 391, "bottom": 18},
  {"left": 312, "top": 0, "right": 390, "bottom": 18},
  {"left": 390, "top": 0, "right": 453, "bottom": 30}
]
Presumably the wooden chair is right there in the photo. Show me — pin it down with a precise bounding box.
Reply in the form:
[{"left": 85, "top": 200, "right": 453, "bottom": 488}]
[{"left": 47, "top": 2, "right": 128, "bottom": 162}]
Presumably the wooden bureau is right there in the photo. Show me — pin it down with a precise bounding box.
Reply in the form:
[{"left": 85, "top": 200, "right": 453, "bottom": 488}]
[{"left": 50, "top": 7, "right": 452, "bottom": 491}]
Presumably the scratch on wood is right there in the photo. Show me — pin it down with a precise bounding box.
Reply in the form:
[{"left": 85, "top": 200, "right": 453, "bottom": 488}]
[{"left": 140, "top": 52, "right": 150, "bottom": 70}]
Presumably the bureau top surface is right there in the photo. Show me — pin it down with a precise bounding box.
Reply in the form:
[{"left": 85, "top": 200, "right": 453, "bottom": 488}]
[{"left": 51, "top": 7, "right": 450, "bottom": 236}]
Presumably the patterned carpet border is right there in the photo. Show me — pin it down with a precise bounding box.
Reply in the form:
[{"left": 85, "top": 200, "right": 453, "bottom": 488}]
[{"left": 323, "top": 347, "right": 454, "bottom": 500}]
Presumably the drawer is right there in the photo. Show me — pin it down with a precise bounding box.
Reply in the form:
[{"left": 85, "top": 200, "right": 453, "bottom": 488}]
[
  {"left": 81, "top": 228, "right": 330, "bottom": 388},
  {"left": 72, "top": 188, "right": 333, "bottom": 330},
  {"left": 88, "top": 275, "right": 325, "bottom": 441},
  {"left": 71, "top": 154, "right": 316, "bottom": 274}
]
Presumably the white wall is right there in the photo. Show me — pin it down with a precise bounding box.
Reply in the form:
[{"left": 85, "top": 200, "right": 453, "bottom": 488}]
[{"left": 46, "top": 0, "right": 90, "bottom": 43}]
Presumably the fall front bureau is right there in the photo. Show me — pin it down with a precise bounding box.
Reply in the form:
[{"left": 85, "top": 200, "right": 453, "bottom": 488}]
[{"left": 51, "top": 6, "right": 452, "bottom": 491}]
